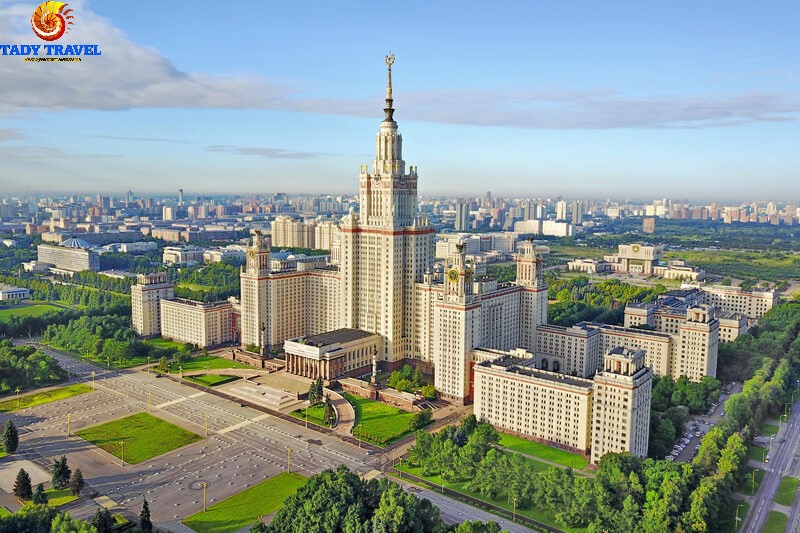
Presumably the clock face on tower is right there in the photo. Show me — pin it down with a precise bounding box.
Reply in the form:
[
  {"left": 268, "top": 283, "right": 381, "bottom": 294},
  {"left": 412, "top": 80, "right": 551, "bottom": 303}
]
[{"left": 447, "top": 268, "right": 459, "bottom": 283}]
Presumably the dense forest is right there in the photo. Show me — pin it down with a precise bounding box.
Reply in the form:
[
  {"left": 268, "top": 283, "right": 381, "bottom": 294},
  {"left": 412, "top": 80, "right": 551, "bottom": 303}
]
[{"left": 0, "top": 340, "right": 66, "bottom": 393}]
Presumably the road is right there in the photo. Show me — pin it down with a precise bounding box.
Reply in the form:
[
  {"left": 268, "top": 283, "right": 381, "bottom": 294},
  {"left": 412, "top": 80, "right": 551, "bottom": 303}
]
[
  {"left": 3, "top": 344, "right": 535, "bottom": 531},
  {"left": 741, "top": 395, "right": 800, "bottom": 532}
]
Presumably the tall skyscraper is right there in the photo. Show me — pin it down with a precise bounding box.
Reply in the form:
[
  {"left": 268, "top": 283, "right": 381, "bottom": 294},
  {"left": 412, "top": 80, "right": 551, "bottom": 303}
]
[
  {"left": 455, "top": 202, "right": 470, "bottom": 231},
  {"left": 340, "top": 53, "right": 435, "bottom": 366},
  {"left": 571, "top": 200, "right": 583, "bottom": 225},
  {"left": 178, "top": 188, "right": 184, "bottom": 206},
  {"left": 556, "top": 200, "right": 568, "bottom": 221}
]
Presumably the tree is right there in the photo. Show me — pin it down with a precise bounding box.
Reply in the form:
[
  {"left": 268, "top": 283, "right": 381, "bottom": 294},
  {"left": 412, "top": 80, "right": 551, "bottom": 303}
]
[
  {"left": 409, "top": 409, "right": 432, "bottom": 430},
  {"left": 51, "top": 456, "right": 71, "bottom": 490},
  {"left": 420, "top": 384, "right": 436, "bottom": 400},
  {"left": 69, "top": 469, "right": 85, "bottom": 496},
  {"left": 157, "top": 356, "right": 168, "bottom": 373},
  {"left": 308, "top": 377, "right": 323, "bottom": 406},
  {"left": 51, "top": 512, "right": 97, "bottom": 533},
  {"left": 139, "top": 498, "right": 152, "bottom": 533},
  {"left": 32, "top": 483, "right": 47, "bottom": 505},
  {"left": 14, "top": 468, "right": 33, "bottom": 500},
  {"left": 2, "top": 419, "right": 18, "bottom": 454},
  {"left": 91, "top": 508, "right": 114, "bottom": 533},
  {"left": 323, "top": 394, "right": 336, "bottom": 426}
]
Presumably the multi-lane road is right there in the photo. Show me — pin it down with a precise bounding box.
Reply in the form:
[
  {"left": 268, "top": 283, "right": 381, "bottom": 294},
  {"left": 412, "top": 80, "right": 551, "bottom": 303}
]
[
  {"left": 741, "top": 396, "right": 800, "bottom": 532},
  {"left": 2, "top": 344, "right": 534, "bottom": 532}
]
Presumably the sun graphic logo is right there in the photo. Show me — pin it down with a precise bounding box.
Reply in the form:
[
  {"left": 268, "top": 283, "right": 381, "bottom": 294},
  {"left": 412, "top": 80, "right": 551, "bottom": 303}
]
[{"left": 31, "top": 1, "right": 74, "bottom": 42}]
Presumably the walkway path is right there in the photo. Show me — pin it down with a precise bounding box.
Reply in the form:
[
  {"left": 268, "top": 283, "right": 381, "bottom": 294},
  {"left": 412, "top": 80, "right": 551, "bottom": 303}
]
[{"left": 325, "top": 389, "right": 355, "bottom": 437}]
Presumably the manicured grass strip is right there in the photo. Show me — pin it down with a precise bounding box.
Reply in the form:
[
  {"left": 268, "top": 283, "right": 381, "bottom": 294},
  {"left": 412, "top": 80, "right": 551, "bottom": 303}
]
[
  {"left": 762, "top": 511, "right": 788, "bottom": 533},
  {"left": 143, "top": 337, "right": 188, "bottom": 350},
  {"left": 182, "top": 472, "right": 306, "bottom": 533},
  {"left": 0, "top": 508, "right": 10, "bottom": 517},
  {"left": 290, "top": 404, "right": 331, "bottom": 427},
  {"left": 76, "top": 412, "right": 202, "bottom": 464},
  {"left": 186, "top": 375, "right": 240, "bottom": 388},
  {"left": 760, "top": 422, "right": 779, "bottom": 436},
  {"left": 775, "top": 476, "right": 799, "bottom": 506},
  {"left": 343, "top": 392, "right": 418, "bottom": 447},
  {"left": 396, "top": 463, "right": 586, "bottom": 533},
  {"left": 747, "top": 445, "right": 767, "bottom": 462},
  {"left": 498, "top": 433, "right": 589, "bottom": 469},
  {"left": 44, "top": 488, "right": 78, "bottom": 507},
  {"left": 0, "top": 303, "right": 63, "bottom": 322},
  {"left": 0, "top": 451, "right": 7, "bottom": 459},
  {"left": 737, "top": 466, "right": 765, "bottom": 495},
  {"left": 170, "top": 355, "right": 253, "bottom": 373},
  {"left": 0, "top": 383, "right": 93, "bottom": 413}
]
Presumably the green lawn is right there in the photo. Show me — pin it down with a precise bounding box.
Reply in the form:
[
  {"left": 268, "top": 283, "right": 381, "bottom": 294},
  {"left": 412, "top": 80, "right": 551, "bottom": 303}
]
[
  {"left": 498, "top": 433, "right": 589, "bottom": 469},
  {"left": 289, "top": 404, "right": 331, "bottom": 428},
  {"left": 170, "top": 355, "right": 253, "bottom": 373},
  {"left": 44, "top": 488, "right": 78, "bottom": 507},
  {"left": 343, "top": 392, "right": 419, "bottom": 447},
  {"left": 717, "top": 500, "right": 749, "bottom": 532},
  {"left": 0, "top": 383, "right": 93, "bottom": 413},
  {"left": 186, "top": 375, "right": 240, "bottom": 387},
  {"left": 763, "top": 511, "right": 788, "bottom": 533},
  {"left": 0, "top": 303, "right": 63, "bottom": 322},
  {"left": 747, "top": 445, "right": 767, "bottom": 462},
  {"left": 0, "top": 508, "right": 10, "bottom": 517},
  {"left": 0, "top": 451, "right": 7, "bottom": 459},
  {"left": 143, "top": 337, "right": 188, "bottom": 351},
  {"left": 760, "top": 422, "right": 780, "bottom": 436},
  {"left": 737, "top": 466, "right": 765, "bottom": 495},
  {"left": 75, "top": 412, "right": 202, "bottom": 464},
  {"left": 396, "top": 463, "right": 586, "bottom": 533},
  {"left": 182, "top": 472, "right": 306, "bottom": 533},
  {"left": 775, "top": 476, "right": 799, "bottom": 506}
]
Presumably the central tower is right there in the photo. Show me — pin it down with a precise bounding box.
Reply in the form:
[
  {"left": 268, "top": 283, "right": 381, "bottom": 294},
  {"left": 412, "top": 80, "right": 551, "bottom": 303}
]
[{"left": 340, "top": 54, "right": 434, "bottom": 367}]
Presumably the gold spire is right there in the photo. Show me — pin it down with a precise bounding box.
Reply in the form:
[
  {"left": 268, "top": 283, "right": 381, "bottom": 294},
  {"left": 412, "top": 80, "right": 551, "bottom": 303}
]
[{"left": 384, "top": 52, "right": 395, "bottom": 122}]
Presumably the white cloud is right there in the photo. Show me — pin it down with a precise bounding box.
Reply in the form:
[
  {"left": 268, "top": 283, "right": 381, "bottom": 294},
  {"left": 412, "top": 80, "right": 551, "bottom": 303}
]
[
  {"left": 206, "top": 145, "right": 322, "bottom": 159},
  {"left": 0, "top": 1, "right": 798, "bottom": 129}
]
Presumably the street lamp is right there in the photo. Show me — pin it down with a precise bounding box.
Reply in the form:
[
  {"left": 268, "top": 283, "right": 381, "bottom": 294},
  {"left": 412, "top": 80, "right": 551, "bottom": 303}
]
[
  {"left": 147, "top": 356, "right": 150, "bottom": 374},
  {"left": 512, "top": 495, "right": 518, "bottom": 522},
  {"left": 441, "top": 471, "right": 445, "bottom": 494},
  {"left": 286, "top": 447, "right": 291, "bottom": 473},
  {"left": 179, "top": 365, "right": 183, "bottom": 382},
  {"left": 91, "top": 371, "right": 95, "bottom": 390},
  {"left": 119, "top": 440, "right": 125, "bottom": 466},
  {"left": 358, "top": 423, "right": 363, "bottom": 448},
  {"left": 201, "top": 481, "right": 208, "bottom": 512},
  {"left": 734, "top": 503, "right": 743, "bottom": 532},
  {"left": 15, "top": 387, "right": 20, "bottom": 410},
  {"left": 769, "top": 434, "right": 774, "bottom": 458}
]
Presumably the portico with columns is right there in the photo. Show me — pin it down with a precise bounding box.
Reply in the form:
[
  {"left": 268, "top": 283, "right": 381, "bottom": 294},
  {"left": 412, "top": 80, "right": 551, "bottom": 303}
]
[{"left": 283, "top": 328, "right": 383, "bottom": 382}]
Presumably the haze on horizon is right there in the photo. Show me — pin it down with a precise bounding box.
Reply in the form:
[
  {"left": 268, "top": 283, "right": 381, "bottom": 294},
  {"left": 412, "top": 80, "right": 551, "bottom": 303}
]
[{"left": 1, "top": 0, "right": 799, "bottom": 201}]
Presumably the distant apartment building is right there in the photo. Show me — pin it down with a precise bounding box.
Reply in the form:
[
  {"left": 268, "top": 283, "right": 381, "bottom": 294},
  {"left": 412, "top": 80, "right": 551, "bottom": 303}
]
[
  {"left": 0, "top": 284, "right": 30, "bottom": 301},
  {"left": 643, "top": 217, "right": 656, "bottom": 233},
  {"left": 131, "top": 272, "right": 174, "bottom": 337},
  {"left": 37, "top": 240, "right": 100, "bottom": 272},
  {"left": 697, "top": 285, "right": 776, "bottom": 319},
  {"left": 160, "top": 298, "right": 234, "bottom": 348},
  {"left": 162, "top": 246, "right": 204, "bottom": 265},
  {"left": 271, "top": 216, "right": 340, "bottom": 250}
]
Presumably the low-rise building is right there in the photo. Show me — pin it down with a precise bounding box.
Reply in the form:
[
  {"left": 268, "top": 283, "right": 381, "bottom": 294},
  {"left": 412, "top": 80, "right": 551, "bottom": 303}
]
[
  {"left": 37, "top": 240, "right": 99, "bottom": 272},
  {"left": 0, "top": 284, "right": 30, "bottom": 301},
  {"left": 284, "top": 328, "right": 382, "bottom": 381}
]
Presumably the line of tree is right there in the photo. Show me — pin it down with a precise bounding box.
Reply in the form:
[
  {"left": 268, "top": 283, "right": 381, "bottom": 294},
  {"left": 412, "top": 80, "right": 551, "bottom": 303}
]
[
  {"left": 255, "top": 465, "right": 502, "bottom": 533},
  {"left": 171, "top": 262, "right": 241, "bottom": 302},
  {"left": 0, "top": 340, "right": 67, "bottom": 393},
  {"left": 0, "top": 274, "right": 130, "bottom": 309},
  {"left": 0, "top": 300, "right": 130, "bottom": 339}
]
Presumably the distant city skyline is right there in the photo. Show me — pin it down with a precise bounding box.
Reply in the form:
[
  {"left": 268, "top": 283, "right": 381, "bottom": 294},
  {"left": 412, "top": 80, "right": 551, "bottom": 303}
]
[{"left": 1, "top": 1, "right": 799, "bottom": 199}]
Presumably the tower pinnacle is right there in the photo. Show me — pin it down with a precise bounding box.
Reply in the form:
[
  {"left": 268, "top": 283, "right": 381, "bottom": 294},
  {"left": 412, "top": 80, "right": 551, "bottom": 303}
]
[{"left": 384, "top": 52, "right": 395, "bottom": 123}]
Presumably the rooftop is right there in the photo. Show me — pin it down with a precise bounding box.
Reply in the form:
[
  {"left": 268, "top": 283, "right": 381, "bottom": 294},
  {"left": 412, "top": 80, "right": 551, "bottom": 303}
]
[{"left": 298, "top": 328, "right": 378, "bottom": 348}]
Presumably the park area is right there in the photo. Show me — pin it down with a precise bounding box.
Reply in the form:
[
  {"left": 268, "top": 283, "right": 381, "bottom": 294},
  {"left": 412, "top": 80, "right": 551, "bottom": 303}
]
[
  {"left": 343, "top": 392, "right": 418, "bottom": 446},
  {"left": 169, "top": 355, "right": 253, "bottom": 373},
  {"left": 182, "top": 472, "right": 306, "bottom": 533},
  {"left": 75, "top": 412, "right": 202, "bottom": 464},
  {"left": 0, "top": 302, "right": 63, "bottom": 322},
  {"left": 498, "top": 433, "right": 589, "bottom": 470},
  {"left": 0, "top": 383, "right": 93, "bottom": 413}
]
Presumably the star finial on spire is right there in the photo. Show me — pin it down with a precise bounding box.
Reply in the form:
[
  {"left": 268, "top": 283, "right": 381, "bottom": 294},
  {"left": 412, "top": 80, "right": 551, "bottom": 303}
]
[{"left": 383, "top": 52, "right": 395, "bottom": 122}]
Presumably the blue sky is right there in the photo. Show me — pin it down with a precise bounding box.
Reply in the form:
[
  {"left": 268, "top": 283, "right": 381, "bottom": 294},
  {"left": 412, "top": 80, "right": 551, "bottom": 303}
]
[{"left": 1, "top": 0, "right": 798, "bottom": 201}]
